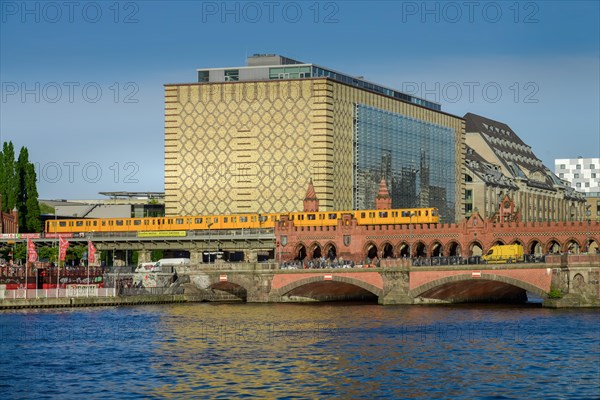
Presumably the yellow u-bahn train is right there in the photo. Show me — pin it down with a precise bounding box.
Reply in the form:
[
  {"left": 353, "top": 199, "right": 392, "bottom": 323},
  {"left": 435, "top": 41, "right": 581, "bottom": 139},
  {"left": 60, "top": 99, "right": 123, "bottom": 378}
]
[{"left": 45, "top": 207, "right": 439, "bottom": 234}]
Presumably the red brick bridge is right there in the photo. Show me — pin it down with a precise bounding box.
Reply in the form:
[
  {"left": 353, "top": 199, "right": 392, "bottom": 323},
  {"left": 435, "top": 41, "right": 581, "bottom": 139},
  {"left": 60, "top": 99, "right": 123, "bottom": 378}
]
[
  {"left": 182, "top": 254, "right": 600, "bottom": 307},
  {"left": 275, "top": 191, "right": 599, "bottom": 263}
]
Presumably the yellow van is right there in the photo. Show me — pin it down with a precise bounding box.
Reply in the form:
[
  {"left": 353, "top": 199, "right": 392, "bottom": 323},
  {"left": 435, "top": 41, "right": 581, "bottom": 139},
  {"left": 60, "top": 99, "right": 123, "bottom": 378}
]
[{"left": 482, "top": 245, "right": 524, "bottom": 264}]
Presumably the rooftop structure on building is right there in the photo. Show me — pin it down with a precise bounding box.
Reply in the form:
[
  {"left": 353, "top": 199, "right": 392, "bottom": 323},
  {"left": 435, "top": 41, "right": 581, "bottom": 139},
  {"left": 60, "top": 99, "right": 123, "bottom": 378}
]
[
  {"left": 40, "top": 191, "right": 165, "bottom": 219},
  {"left": 196, "top": 53, "right": 442, "bottom": 111}
]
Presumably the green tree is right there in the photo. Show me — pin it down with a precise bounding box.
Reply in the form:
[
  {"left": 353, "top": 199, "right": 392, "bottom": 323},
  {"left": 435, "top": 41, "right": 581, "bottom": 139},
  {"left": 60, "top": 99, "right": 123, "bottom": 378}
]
[
  {"left": 65, "top": 245, "right": 85, "bottom": 263},
  {"left": 13, "top": 243, "right": 25, "bottom": 264},
  {"left": 38, "top": 246, "right": 58, "bottom": 263},
  {"left": 1, "top": 141, "right": 17, "bottom": 212},
  {"left": 0, "top": 142, "right": 42, "bottom": 232},
  {"left": 24, "top": 162, "right": 41, "bottom": 232}
]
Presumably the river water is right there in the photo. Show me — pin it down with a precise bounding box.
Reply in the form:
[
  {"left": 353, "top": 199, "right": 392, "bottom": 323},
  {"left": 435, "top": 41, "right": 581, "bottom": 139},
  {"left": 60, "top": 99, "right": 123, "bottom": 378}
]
[{"left": 0, "top": 303, "right": 598, "bottom": 399}]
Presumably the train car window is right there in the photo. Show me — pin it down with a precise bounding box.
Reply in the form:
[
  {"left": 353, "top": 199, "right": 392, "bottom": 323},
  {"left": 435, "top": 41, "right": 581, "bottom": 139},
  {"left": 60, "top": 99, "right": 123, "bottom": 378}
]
[
  {"left": 402, "top": 211, "right": 409, "bottom": 217},
  {"left": 195, "top": 218, "right": 203, "bottom": 224},
  {"left": 379, "top": 212, "right": 388, "bottom": 218},
  {"left": 93, "top": 221, "right": 97, "bottom": 226},
  {"left": 369, "top": 212, "right": 375, "bottom": 218},
  {"left": 69, "top": 222, "right": 74, "bottom": 227},
  {"left": 214, "top": 217, "right": 219, "bottom": 223},
  {"left": 108, "top": 221, "right": 114, "bottom": 226},
  {"left": 307, "top": 214, "right": 315, "bottom": 220},
  {"left": 186, "top": 218, "right": 192, "bottom": 224},
  {"left": 361, "top": 212, "right": 365, "bottom": 218},
  {"left": 240, "top": 216, "right": 247, "bottom": 222},
  {"left": 116, "top": 220, "right": 123, "bottom": 226},
  {"left": 432, "top": 209, "right": 437, "bottom": 216},
  {"left": 224, "top": 217, "right": 228, "bottom": 223},
  {"left": 101, "top": 221, "right": 106, "bottom": 226},
  {"left": 328, "top": 213, "right": 337, "bottom": 219},
  {"left": 134, "top": 220, "right": 141, "bottom": 226},
  {"left": 418, "top": 211, "right": 421, "bottom": 216},
  {"left": 425, "top": 211, "right": 428, "bottom": 216},
  {"left": 59, "top": 222, "right": 66, "bottom": 227},
  {"left": 126, "top": 220, "right": 131, "bottom": 226}
]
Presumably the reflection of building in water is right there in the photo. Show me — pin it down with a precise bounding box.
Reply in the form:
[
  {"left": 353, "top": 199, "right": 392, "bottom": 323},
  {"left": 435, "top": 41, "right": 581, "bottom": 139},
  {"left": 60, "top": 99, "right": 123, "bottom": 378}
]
[{"left": 151, "top": 305, "right": 342, "bottom": 398}]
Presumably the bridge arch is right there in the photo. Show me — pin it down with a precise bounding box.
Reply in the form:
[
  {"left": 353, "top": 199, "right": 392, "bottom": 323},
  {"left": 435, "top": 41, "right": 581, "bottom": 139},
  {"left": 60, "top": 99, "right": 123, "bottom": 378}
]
[
  {"left": 208, "top": 279, "right": 249, "bottom": 301},
  {"left": 468, "top": 241, "right": 484, "bottom": 256},
  {"left": 445, "top": 241, "right": 461, "bottom": 257},
  {"left": 491, "top": 239, "right": 506, "bottom": 247},
  {"left": 410, "top": 273, "right": 548, "bottom": 301},
  {"left": 398, "top": 242, "right": 409, "bottom": 257},
  {"left": 414, "top": 241, "right": 427, "bottom": 257},
  {"left": 295, "top": 243, "right": 307, "bottom": 260},
  {"left": 545, "top": 239, "right": 561, "bottom": 254},
  {"left": 430, "top": 241, "right": 444, "bottom": 257},
  {"left": 563, "top": 239, "right": 581, "bottom": 254},
  {"left": 365, "top": 242, "right": 378, "bottom": 259},
  {"left": 324, "top": 242, "right": 337, "bottom": 260},
  {"left": 381, "top": 242, "right": 394, "bottom": 258},
  {"left": 271, "top": 275, "right": 384, "bottom": 299},
  {"left": 526, "top": 239, "right": 543, "bottom": 255},
  {"left": 310, "top": 242, "right": 322, "bottom": 259}
]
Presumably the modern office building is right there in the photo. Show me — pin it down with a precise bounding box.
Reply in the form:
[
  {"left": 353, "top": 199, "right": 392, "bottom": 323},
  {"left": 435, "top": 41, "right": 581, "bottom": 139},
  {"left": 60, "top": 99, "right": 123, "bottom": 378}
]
[
  {"left": 555, "top": 157, "right": 600, "bottom": 221},
  {"left": 464, "top": 113, "right": 586, "bottom": 222},
  {"left": 165, "top": 54, "right": 465, "bottom": 222},
  {"left": 554, "top": 157, "right": 600, "bottom": 194}
]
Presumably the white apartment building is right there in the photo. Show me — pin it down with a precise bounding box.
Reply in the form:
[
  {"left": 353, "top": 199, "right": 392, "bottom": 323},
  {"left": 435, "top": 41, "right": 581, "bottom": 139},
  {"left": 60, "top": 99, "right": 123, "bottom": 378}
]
[{"left": 555, "top": 157, "right": 600, "bottom": 194}]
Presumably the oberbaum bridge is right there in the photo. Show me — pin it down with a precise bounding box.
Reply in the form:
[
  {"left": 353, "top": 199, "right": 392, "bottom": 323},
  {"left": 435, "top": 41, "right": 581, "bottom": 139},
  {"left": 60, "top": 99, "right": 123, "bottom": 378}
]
[{"left": 3, "top": 181, "right": 600, "bottom": 307}]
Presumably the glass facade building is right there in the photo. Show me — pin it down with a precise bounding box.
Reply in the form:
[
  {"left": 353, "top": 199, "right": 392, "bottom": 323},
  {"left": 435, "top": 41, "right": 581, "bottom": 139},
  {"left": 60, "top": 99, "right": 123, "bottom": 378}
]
[{"left": 355, "top": 105, "right": 456, "bottom": 222}]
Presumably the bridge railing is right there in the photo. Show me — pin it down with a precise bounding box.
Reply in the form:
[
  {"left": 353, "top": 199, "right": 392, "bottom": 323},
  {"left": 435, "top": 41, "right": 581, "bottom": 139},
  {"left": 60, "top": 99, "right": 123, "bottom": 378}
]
[{"left": 84, "top": 228, "right": 275, "bottom": 240}]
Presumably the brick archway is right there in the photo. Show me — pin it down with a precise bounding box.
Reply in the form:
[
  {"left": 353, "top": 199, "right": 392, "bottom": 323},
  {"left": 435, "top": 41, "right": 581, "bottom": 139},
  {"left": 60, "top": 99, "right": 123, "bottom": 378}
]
[
  {"left": 526, "top": 239, "right": 543, "bottom": 255},
  {"left": 545, "top": 239, "right": 561, "bottom": 254},
  {"left": 271, "top": 275, "right": 384, "bottom": 298},
  {"left": 445, "top": 241, "right": 461, "bottom": 257},
  {"left": 468, "top": 241, "right": 484, "bottom": 256},
  {"left": 410, "top": 273, "right": 549, "bottom": 300}
]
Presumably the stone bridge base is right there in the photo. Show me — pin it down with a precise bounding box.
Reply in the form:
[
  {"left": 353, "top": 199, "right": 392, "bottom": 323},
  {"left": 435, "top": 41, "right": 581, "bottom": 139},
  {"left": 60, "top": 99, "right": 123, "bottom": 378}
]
[{"left": 180, "top": 262, "right": 599, "bottom": 308}]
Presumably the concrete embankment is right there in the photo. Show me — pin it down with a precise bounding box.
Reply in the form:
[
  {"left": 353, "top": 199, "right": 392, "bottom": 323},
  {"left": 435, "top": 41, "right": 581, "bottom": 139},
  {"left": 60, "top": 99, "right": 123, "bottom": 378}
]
[{"left": 0, "top": 294, "right": 187, "bottom": 310}]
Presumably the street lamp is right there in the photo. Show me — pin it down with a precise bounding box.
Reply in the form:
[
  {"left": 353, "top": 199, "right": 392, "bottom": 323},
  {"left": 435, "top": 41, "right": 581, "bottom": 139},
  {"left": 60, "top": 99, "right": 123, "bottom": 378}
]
[
  {"left": 586, "top": 208, "right": 591, "bottom": 253},
  {"left": 207, "top": 222, "right": 214, "bottom": 264},
  {"left": 409, "top": 212, "right": 416, "bottom": 259}
]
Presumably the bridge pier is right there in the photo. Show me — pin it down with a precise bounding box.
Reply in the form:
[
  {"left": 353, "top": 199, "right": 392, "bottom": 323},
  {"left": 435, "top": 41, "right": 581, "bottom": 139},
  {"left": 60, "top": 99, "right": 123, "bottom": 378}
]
[
  {"left": 138, "top": 250, "right": 152, "bottom": 264},
  {"left": 379, "top": 270, "right": 413, "bottom": 305},
  {"left": 244, "top": 250, "right": 258, "bottom": 263},
  {"left": 189, "top": 250, "right": 203, "bottom": 265},
  {"left": 545, "top": 265, "right": 600, "bottom": 308}
]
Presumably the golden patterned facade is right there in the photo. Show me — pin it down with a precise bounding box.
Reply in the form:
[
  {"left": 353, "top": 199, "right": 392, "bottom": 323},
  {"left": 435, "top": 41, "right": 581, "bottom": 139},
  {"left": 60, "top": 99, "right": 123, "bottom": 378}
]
[{"left": 165, "top": 78, "right": 465, "bottom": 219}]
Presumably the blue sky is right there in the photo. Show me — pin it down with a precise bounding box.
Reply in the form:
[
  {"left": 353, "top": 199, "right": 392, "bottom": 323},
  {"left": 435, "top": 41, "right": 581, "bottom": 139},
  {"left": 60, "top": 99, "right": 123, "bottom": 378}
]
[{"left": 1, "top": 0, "right": 599, "bottom": 199}]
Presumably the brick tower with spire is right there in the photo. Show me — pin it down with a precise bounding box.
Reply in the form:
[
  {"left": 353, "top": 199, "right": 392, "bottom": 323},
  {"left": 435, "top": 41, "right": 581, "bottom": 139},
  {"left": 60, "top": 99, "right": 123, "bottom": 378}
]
[{"left": 303, "top": 179, "right": 319, "bottom": 212}]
